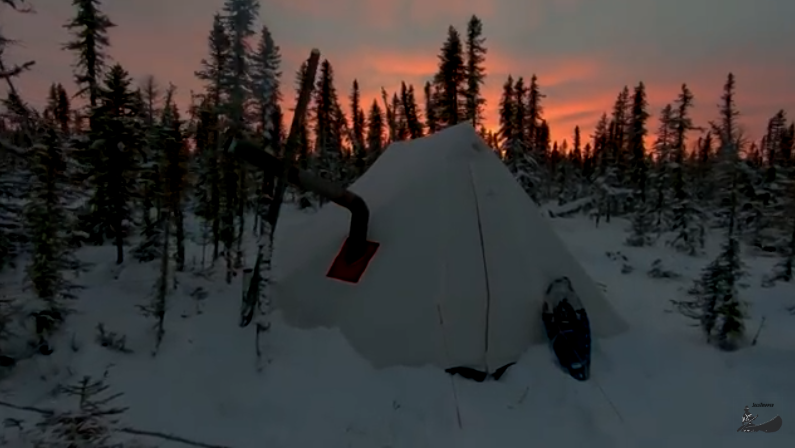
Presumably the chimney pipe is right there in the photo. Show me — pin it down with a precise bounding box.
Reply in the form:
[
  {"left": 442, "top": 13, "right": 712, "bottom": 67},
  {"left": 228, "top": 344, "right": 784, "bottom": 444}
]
[{"left": 230, "top": 140, "right": 370, "bottom": 263}]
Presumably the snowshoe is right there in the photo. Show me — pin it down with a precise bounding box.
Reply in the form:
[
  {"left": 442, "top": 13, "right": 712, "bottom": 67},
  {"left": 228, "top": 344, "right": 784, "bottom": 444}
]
[{"left": 542, "top": 277, "right": 592, "bottom": 381}]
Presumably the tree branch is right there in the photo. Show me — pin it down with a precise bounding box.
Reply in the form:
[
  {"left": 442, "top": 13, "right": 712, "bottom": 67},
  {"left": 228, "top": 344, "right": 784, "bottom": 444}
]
[
  {"left": 0, "top": 60, "right": 34, "bottom": 79},
  {"left": 0, "top": 399, "right": 53, "bottom": 415},
  {"left": 0, "top": 137, "right": 29, "bottom": 160},
  {"left": 118, "top": 427, "right": 233, "bottom": 448}
]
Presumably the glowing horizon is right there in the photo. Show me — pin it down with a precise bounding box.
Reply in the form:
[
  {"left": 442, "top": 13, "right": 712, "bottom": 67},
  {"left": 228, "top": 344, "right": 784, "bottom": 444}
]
[{"left": 2, "top": 0, "right": 795, "bottom": 150}]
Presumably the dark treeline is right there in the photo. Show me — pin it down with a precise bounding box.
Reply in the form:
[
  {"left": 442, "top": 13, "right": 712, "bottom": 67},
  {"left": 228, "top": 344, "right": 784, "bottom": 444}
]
[{"left": 1, "top": 0, "right": 793, "bottom": 353}]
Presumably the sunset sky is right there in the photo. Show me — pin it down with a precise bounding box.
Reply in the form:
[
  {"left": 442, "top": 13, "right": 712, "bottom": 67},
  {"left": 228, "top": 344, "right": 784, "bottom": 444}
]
[{"left": 2, "top": 0, "right": 795, "bottom": 146}]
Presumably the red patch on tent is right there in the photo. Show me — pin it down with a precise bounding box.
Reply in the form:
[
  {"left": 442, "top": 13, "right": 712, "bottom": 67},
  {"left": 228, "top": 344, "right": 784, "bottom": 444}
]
[{"left": 326, "top": 239, "right": 380, "bottom": 283}]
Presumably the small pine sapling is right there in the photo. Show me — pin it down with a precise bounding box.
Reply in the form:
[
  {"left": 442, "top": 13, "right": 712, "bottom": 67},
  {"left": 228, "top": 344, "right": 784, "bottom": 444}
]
[
  {"left": 94, "top": 323, "right": 132, "bottom": 354},
  {"left": 626, "top": 202, "right": 654, "bottom": 247},
  {"left": 672, "top": 233, "right": 747, "bottom": 350},
  {"left": 137, "top": 215, "right": 169, "bottom": 355},
  {"left": 31, "top": 373, "right": 129, "bottom": 447}
]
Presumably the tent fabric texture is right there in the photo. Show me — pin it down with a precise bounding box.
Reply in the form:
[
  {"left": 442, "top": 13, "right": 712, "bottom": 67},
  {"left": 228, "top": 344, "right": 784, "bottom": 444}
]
[{"left": 271, "top": 123, "right": 629, "bottom": 375}]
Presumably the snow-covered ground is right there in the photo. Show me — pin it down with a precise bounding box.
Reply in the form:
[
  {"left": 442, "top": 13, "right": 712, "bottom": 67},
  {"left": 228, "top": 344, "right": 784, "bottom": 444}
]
[{"left": 1, "top": 207, "right": 793, "bottom": 448}]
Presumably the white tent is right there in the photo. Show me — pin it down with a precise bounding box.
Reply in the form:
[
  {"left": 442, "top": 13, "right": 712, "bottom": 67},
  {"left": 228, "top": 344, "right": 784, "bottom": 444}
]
[{"left": 271, "top": 123, "right": 628, "bottom": 374}]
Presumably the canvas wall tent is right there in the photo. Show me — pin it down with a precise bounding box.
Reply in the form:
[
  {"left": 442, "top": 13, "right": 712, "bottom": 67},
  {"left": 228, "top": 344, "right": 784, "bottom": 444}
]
[{"left": 271, "top": 123, "right": 628, "bottom": 376}]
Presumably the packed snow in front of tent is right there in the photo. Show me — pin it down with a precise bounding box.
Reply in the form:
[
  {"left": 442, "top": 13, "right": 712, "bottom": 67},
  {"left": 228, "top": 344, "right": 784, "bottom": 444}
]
[
  {"left": 271, "top": 124, "right": 626, "bottom": 378},
  {"left": 1, "top": 124, "right": 793, "bottom": 448}
]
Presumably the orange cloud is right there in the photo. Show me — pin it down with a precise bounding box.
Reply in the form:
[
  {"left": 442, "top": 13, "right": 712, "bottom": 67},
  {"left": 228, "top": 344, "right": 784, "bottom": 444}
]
[
  {"left": 5, "top": 0, "right": 795, "bottom": 155},
  {"left": 277, "top": 44, "right": 607, "bottom": 142},
  {"left": 319, "top": 45, "right": 603, "bottom": 88}
]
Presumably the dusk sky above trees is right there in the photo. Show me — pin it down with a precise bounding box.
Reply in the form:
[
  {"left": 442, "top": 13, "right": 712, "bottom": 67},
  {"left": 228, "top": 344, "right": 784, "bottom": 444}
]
[{"left": 3, "top": 0, "right": 794, "bottom": 143}]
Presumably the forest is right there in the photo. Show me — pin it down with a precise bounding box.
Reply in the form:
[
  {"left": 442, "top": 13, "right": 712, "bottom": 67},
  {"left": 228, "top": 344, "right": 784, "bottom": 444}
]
[{"left": 1, "top": 0, "right": 794, "bottom": 362}]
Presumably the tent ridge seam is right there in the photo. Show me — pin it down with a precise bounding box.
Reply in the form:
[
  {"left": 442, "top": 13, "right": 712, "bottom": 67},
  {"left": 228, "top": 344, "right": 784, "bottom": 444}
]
[{"left": 468, "top": 161, "right": 492, "bottom": 372}]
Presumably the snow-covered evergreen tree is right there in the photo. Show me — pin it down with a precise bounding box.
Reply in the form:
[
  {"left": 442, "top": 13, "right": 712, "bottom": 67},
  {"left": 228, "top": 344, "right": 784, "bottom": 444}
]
[
  {"left": 675, "top": 185, "right": 747, "bottom": 350},
  {"left": 25, "top": 125, "right": 81, "bottom": 318},
  {"left": 0, "top": 120, "right": 29, "bottom": 269},
  {"left": 86, "top": 64, "right": 141, "bottom": 264},
  {"left": 667, "top": 84, "right": 705, "bottom": 255},
  {"left": 649, "top": 104, "right": 675, "bottom": 229},
  {"left": 31, "top": 374, "right": 130, "bottom": 447},
  {"left": 674, "top": 74, "right": 749, "bottom": 351},
  {"left": 194, "top": 13, "right": 230, "bottom": 261}
]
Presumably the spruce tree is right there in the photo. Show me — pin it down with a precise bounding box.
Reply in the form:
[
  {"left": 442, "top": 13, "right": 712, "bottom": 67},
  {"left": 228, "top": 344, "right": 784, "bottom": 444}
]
[
  {"left": 350, "top": 80, "right": 366, "bottom": 153},
  {"left": 747, "top": 110, "right": 789, "bottom": 249},
  {"left": 44, "top": 84, "right": 72, "bottom": 136},
  {"left": 222, "top": 0, "right": 258, "bottom": 128},
  {"left": 401, "top": 82, "right": 423, "bottom": 139},
  {"left": 572, "top": 126, "right": 583, "bottom": 171},
  {"left": 250, "top": 24, "right": 282, "bottom": 231},
  {"left": 627, "top": 82, "right": 649, "bottom": 202},
  {"left": 423, "top": 81, "right": 439, "bottom": 134},
  {"left": 433, "top": 26, "right": 465, "bottom": 127},
  {"left": 650, "top": 104, "right": 675, "bottom": 228},
  {"left": 391, "top": 93, "right": 408, "bottom": 141},
  {"left": 161, "top": 89, "right": 189, "bottom": 271},
  {"left": 498, "top": 75, "right": 516, "bottom": 165},
  {"left": 25, "top": 125, "right": 80, "bottom": 318},
  {"left": 91, "top": 64, "right": 140, "bottom": 264},
  {"left": 674, "top": 74, "right": 749, "bottom": 350},
  {"left": 711, "top": 73, "right": 741, "bottom": 208},
  {"left": 709, "top": 73, "right": 755, "bottom": 238},
  {"left": 63, "top": 0, "right": 115, "bottom": 112},
  {"left": 55, "top": 84, "right": 72, "bottom": 134},
  {"left": 609, "top": 86, "right": 630, "bottom": 183},
  {"left": 0, "top": 93, "right": 30, "bottom": 270},
  {"left": 464, "top": 15, "right": 487, "bottom": 129},
  {"left": 194, "top": 13, "right": 229, "bottom": 261},
  {"left": 694, "top": 132, "right": 714, "bottom": 201},
  {"left": 132, "top": 92, "right": 165, "bottom": 265},
  {"left": 366, "top": 99, "right": 385, "bottom": 159},
  {"left": 223, "top": 0, "right": 259, "bottom": 271},
  {"left": 251, "top": 24, "right": 282, "bottom": 146},
  {"left": 511, "top": 76, "right": 528, "bottom": 166},
  {"left": 667, "top": 84, "right": 704, "bottom": 254},
  {"left": 591, "top": 113, "right": 619, "bottom": 224},
  {"left": 381, "top": 87, "right": 397, "bottom": 144},
  {"left": 332, "top": 99, "right": 354, "bottom": 184},
  {"left": 136, "top": 76, "right": 162, "bottom": 236},
  {"left": 525, "top": 75, "right": 544, "bottom": 158},
  {"left": 312, "top": 59, "right": 345, "bottom": 185},
  {"left": 675, "top": 173, "right": 747, "bottom": 350},
  {"left": 625, "top": 86, "right": 655, "bottom": 247}
]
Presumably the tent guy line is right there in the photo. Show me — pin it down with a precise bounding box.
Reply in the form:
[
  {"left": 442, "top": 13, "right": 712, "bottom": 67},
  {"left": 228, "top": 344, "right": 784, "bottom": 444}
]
[{"left": 436, "top": 303, "right": 464, "bottom": 430}]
